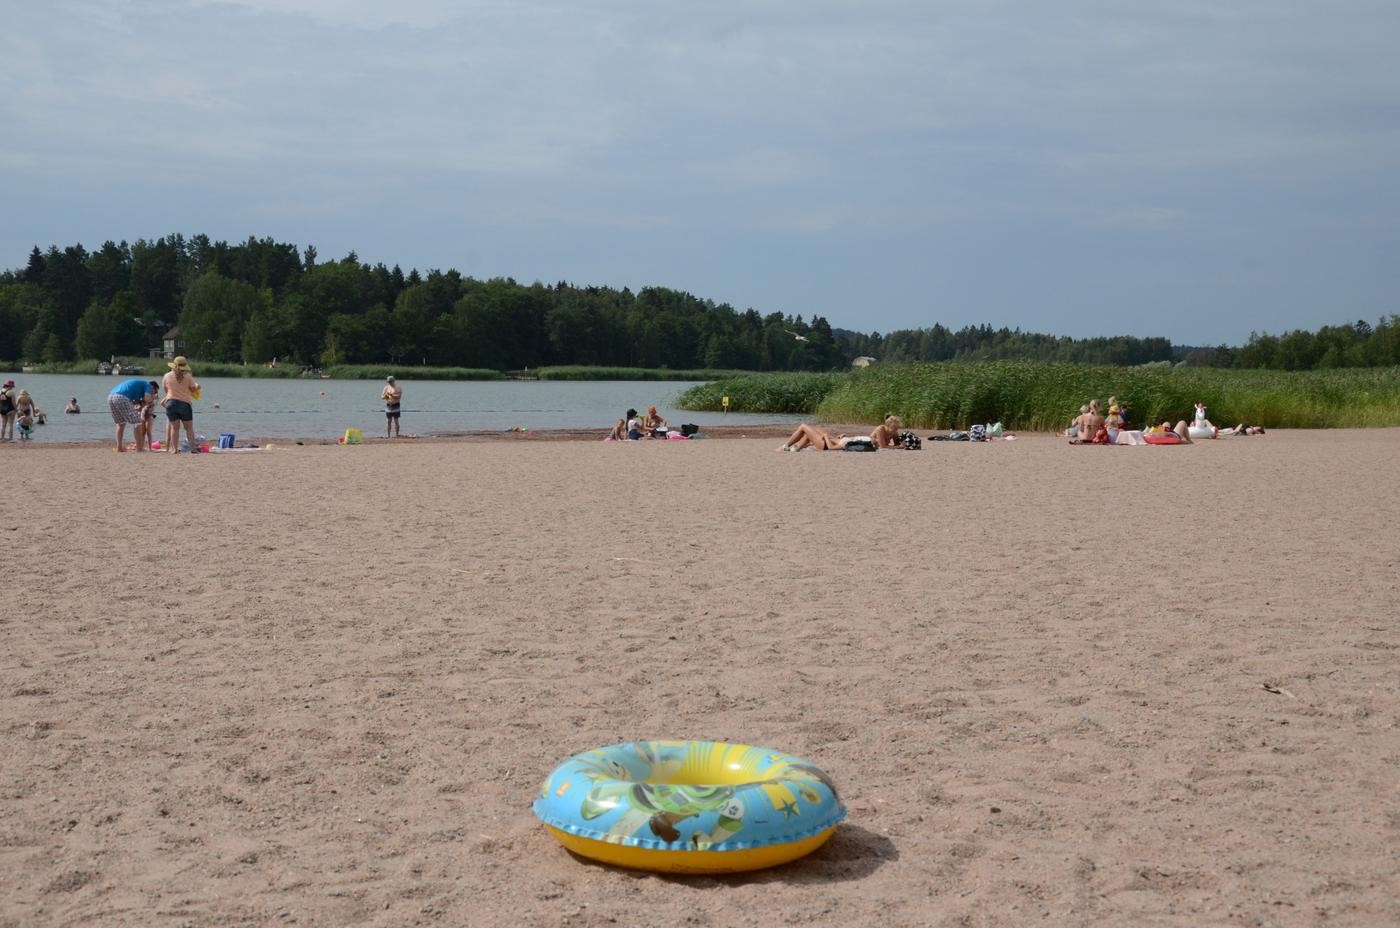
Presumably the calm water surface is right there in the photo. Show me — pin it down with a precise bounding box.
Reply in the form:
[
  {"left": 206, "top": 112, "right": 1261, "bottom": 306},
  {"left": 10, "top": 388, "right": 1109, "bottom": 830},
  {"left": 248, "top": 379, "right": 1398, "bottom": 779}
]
[{"left": 0, "top": 371, "right": 802, "bottom": 442}]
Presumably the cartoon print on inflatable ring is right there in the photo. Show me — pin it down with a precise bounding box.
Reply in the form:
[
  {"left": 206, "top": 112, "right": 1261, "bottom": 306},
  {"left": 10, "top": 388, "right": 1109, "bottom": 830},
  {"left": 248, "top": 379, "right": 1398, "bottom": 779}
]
[{"left": 540, "top": 741, "right": 842, "bottom": 850}]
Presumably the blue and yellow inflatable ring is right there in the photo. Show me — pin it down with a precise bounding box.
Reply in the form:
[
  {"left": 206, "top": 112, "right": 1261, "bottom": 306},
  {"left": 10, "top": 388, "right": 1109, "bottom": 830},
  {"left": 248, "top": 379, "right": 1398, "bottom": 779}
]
[{"left": 533, "top": 740, "right": 845, "bottom": 873}]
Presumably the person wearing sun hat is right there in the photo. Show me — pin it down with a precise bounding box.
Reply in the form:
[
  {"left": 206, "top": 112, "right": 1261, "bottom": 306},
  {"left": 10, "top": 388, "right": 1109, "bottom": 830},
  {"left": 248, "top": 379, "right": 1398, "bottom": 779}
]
[{"left": 161, "top": 356, "right": 202, "bottom": 453}]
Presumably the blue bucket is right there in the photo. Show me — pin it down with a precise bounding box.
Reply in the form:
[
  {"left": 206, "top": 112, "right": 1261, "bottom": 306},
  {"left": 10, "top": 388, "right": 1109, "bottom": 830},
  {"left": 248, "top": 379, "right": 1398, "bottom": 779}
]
[{"left": 217, "top": 433, "right": 235, "bottom": 449}]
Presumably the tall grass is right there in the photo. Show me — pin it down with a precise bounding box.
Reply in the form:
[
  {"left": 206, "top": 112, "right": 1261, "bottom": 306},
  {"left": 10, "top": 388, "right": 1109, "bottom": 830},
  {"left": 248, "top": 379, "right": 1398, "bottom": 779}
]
[
  {"left": 678, "top": 362, "right": 1400, "bottom": 429},
  {"left": 532, "top": 366, "right": 752, "bottom": 381},
  {"left": 676, "top": 372, "right": 848, "bottom": 414},
  {"left": 320, "top": 364, "right": 503, "bottom": 381}
]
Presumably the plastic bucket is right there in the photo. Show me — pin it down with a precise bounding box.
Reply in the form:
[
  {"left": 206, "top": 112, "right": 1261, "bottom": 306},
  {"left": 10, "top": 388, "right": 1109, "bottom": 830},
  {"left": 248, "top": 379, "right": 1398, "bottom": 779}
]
[{"left": 218, "top": 433, "right": 235, "bottom": 449}]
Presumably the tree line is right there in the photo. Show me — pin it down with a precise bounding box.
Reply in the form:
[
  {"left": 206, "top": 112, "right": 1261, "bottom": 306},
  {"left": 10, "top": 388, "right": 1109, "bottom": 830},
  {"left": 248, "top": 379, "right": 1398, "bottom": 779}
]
[
  {"left": 0, "top": 235, "right": 846, "bottom": 372},
  {"left": 835, "top": 325, "right": 1175, "bottom": 367},
  {"left": 2, "top": 234, "right": 1395, "bottom": 372}
]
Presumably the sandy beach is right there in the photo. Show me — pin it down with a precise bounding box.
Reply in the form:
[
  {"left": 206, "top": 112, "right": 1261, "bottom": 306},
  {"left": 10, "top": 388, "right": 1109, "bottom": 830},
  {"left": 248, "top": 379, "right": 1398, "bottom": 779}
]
[{"left": 3, "top": 429, "right": 1398, "bottom": 927}]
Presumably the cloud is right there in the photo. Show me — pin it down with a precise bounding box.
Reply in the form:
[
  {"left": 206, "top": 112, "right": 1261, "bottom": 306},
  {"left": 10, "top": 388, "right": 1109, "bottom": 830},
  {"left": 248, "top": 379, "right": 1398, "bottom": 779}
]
[{"left": 3, "top": 0, "right": 1398, "bottom": 341}]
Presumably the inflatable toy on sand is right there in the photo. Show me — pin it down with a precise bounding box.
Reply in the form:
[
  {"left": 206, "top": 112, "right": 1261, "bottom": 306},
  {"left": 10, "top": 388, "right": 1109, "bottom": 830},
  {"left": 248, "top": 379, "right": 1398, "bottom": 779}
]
[
  {"left": 1144, "top": 430, "right": 1183, "bottom": 445},
  {"left": 1189, "top": 402, "right": 1216, "bottom": 439},
  {"left": 534, "top": 740, "right": 845, "bottom": 874}
]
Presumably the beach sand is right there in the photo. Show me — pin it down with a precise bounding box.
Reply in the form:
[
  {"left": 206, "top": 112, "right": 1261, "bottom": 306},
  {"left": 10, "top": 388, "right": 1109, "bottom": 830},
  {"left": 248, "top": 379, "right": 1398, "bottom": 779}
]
[{"left": 3, "top": 429, "right": 1398, "bottom": 927}]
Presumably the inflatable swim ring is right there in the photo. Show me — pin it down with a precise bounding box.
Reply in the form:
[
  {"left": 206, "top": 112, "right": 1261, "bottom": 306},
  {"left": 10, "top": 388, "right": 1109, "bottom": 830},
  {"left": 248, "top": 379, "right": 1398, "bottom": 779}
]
[
  {"left": 534, "top": 740, "right": 845, "bottom": 874},
  {"left": 1187, "top": 425, "right": 1216, "bottom": 440},
  {"left": 1144, "top": 432, "right": 1183, "bottom": 445}
]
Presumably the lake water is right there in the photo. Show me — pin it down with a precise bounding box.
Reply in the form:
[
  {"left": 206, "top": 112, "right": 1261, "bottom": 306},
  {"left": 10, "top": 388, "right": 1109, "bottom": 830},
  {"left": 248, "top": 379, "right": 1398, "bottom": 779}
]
[{"left": 0, "top": 371, "right": 802, "bottom": 442}]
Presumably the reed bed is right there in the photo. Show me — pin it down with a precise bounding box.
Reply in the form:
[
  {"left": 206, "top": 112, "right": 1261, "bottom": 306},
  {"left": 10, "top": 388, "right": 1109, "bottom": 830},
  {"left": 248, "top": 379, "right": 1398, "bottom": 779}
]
[
  {"left": 678, "top": 362, "right": 1400, "bottom": 429},
  {"left": 674, "top": 372, "right": 847, "bottom": 415},
  {"left": 320, "top": 364, "right": 503, "bottom": 381},
  {"left": 531, "top": 366, "right": 752, "bottom": 381}
]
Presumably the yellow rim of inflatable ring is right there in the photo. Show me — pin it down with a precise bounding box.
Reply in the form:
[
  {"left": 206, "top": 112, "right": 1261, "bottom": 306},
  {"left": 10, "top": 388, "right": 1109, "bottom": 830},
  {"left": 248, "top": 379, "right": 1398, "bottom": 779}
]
[{"left": 544, "top": 824, "right": 837, "bottom": 874}]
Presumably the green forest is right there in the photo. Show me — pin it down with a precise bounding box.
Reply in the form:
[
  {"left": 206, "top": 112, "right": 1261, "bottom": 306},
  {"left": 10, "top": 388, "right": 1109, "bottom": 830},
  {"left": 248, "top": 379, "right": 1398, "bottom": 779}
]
[{"left": 2, "top": 234, "right": 1397, "bottom": 373}]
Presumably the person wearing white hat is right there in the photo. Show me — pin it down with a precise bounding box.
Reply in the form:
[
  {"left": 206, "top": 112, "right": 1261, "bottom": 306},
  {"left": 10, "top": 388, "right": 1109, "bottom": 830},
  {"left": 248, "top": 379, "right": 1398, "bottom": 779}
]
[{"left": 381, "top": 376, "right": 403, "bottom": 437}]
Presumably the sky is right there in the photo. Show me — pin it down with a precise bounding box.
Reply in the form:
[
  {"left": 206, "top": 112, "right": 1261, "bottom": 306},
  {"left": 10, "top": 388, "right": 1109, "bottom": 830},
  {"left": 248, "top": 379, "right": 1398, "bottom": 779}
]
[{"left": 3, "top": 1, "right": 1398, "bottom": 345}]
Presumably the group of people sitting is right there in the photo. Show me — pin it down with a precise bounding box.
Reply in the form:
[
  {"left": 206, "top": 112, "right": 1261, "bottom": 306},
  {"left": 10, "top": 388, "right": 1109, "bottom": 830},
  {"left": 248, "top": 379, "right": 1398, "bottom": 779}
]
[
  {"left": 608, "top": 407, "right": 672, "bottom": 441},
  {"left": 1068, "top": 397, "right": 1265, "bottom": 444}
]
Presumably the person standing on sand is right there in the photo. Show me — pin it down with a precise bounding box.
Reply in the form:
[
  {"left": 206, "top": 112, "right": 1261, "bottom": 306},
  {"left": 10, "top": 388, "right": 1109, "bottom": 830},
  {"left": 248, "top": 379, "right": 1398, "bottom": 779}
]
[
  {"left": 161, "top": 356, "right": 202, "bottom": 454},
  {"left": 107, "top": 377, "right": 157, "bottom": 452},
  {"left": 382, "top": 376, "right": 403, "bottom": 437}
]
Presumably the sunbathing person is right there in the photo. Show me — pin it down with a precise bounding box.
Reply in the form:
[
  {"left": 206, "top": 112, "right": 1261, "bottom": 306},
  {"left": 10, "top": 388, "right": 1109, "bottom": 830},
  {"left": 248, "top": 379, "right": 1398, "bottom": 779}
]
[
  {"left": 870, "top": 415, "right": 904, "bottom": 449},
  {"left": 1064, "top": 405, "right": 1089, "bottom": 438},
  {"left": 1220, "top": 423, "right": 1266, "bottom": 436},
  {"left": 779, "top": 424, "right": 843, "bottom": 451},
  {"left": 1069, "top": 400, "right": 1104, "bottom": 441},
  {"left": 779, "top": 418, "right": 901, "bottom": 451},
  {"left": 643, "top": 406, "right": 668, "bottom": 436},
  {"left": 1145, "top": 420, "right": 1193, "bottom": 441}
]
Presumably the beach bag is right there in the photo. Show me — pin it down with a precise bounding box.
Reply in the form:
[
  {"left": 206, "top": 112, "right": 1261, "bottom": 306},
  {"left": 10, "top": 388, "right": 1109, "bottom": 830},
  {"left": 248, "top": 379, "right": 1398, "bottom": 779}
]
[
  {"left": 680, "top": 423, "right": 699, "bottom": 437},
  {"left": 969, "top": 424, "right": 988, "bottom": 442},
  {"left": 217, "top": 433, "right": 235, "bottom": 449},
  {"left": 899, "top": 430, "right": 922, "bottom": 450},
  {"left": 987, "top": 422, "right": 1004, "bottom": 438}
]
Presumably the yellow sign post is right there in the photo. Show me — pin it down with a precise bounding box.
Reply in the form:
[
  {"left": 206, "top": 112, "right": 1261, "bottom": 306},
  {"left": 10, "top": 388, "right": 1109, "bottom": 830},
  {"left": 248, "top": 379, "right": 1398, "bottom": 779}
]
[{"left": 722, "top": 395, "right": 730, "bottom": 414}]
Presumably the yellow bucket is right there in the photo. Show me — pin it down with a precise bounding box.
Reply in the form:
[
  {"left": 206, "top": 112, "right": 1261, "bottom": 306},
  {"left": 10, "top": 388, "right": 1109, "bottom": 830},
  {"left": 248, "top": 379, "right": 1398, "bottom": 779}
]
[{"left": 343, "top": 427, "right": 363, "bottom": 445}]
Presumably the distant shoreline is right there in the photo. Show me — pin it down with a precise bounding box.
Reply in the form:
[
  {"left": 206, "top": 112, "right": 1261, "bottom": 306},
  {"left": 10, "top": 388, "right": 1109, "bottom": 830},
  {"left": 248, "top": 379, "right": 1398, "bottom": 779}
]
[{"left": 0, "top": 423, "right": 816, "bottom": 449}]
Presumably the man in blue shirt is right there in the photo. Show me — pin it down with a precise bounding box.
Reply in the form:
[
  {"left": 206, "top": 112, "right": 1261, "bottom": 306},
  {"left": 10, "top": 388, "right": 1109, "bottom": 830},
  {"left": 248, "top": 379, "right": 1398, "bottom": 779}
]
[{"left": 108, "top": 378, "right": 157, "bottom": 452}]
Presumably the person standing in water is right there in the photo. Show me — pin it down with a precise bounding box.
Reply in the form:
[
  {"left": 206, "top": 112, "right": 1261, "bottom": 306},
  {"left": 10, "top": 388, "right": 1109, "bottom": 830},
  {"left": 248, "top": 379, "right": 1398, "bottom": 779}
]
[
  {"left": 0, "top": 380, "right": 15, "bottom": 441},
  {"left": 381, "top": 376, "right": 403, "bottom": 437}
]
